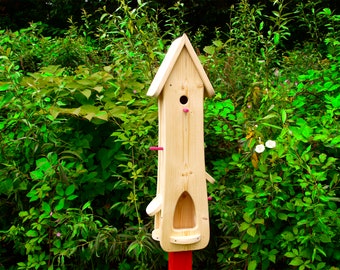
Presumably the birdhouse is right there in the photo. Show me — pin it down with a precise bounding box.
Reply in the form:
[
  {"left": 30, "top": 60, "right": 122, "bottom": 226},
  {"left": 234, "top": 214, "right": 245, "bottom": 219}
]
[{"left": 146, "top": 34, "right": 215, "bottom": 252}]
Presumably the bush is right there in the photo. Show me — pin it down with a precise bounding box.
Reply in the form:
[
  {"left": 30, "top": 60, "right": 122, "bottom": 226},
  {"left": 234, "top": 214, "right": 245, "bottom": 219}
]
[
  {"left": 0, "top": 2, "right": 169, "bottom": 268},
  {"left": 202, "top": 6, "right": 339, "bottom": 270},
  {"left": 0, "top": 1, "right": 339, "bottom": 269}
]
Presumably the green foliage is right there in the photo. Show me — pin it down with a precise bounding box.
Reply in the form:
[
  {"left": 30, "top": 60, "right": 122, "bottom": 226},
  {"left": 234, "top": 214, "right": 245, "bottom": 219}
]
[
  {"left": 0, "top": 1, "right": 339, "bottom": 269},
  {"left": 203, "top": 3, "right": 339, "bottom": 269},
  {"left": 0, "top": 2, "right": 171, "bottom": 269}
]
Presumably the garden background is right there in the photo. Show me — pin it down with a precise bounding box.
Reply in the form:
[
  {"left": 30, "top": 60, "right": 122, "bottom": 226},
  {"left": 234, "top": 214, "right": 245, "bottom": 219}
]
[{"left": 0, "top": 0, "right": 339, "bottom": 269}]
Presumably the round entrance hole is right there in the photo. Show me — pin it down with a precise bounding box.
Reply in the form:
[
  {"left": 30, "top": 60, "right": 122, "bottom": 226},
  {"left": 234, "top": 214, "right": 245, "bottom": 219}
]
[{"left": 180, "top": 95, "right": 188, "bottom": 105}]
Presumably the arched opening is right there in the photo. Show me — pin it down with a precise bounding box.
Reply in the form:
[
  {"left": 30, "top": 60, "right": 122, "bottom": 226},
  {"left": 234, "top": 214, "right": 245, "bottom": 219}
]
[{"left": 173, "top": 191, "right": 196, "bottom": 229}]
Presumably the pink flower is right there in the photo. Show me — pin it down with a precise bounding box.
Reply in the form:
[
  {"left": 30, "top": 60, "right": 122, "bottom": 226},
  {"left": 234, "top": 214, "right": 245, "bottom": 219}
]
[{"left": 56, "top": 232, "right": 61, "bottom": 237}]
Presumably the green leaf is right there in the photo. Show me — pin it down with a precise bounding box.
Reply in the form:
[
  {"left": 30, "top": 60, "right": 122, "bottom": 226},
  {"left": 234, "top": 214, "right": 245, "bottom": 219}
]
[
  {"left": 321, "top": 8, "right": 332, "bottom": 16},
  {"left": 259, "top": 21, "right": 264, "bottom": 31},
  {"left": 248, "top": 260, "right": 257, "bottom": 270},
  {"left": 240, "top": 243, "right": 248, "bottom": 251},
  {"left": 273, "top": 32, "right": 280, "bottom": 45},
  {"left": 203, "top": 45, "right": 215, "bottom": 55},
  {"left": 82, "top": 201, "right": 92, "bottom": 211},
  {"left": 322, "top": 157, "right": 337, "bottom": 169},
  {"left": 55, "top": 198, "right": 65, "bottom": 211},
  {"left": 231, "top": 239, "right": 242, "bottom": 249},
  {"left": 27, "top": 190, "right": 38, "bottom": 202},
  {"left": 54, "top": 239, "right": 61, "bottom": 249},
  {"left": 77, "top": 79, "right": 95, "bottom": 87},
  {"left": 94, "top": 111, "right": 108, "bottom": 121},
  {"left": 268, "top": 254, "right": 276, "bottom": 263},
  {"left": 36, "top": 157, "right": 51, "bottom": 172},
  {"left": 239, "top": 222, "right": 250, "bottom": 232},
  {"left": 330, "top": 136, "right": 340, "bottom": 147},
  {"left": 232, "top": 153, "right": 240, "bottom": 162},
  {"left": 282, "top": 231, "right": 295, "bottom": 241},
  {"left": 65, "top": 185, "right": 75, "bottom": 196},
  {"left": 247, "top": 226, "right": 257, "bottom": 237},
  {"left": 19, "top": 211, "right": 28, "bottom": 217},
  {"left": 242, "top": 185, "right": 253, "bottom": 193},
  {"left": 26, "top": 230, "right": 38, "bottom": 237},
  {"left": 289, "top": 257, "right": 304, "bottom": 266},
  {"left": 0, "top": 92, "right": 14, "bottom": 109},
  {"left": 281, "top": 109, "right": 287, "bottom": 124},
  {"left": 261, "top": 113, "right": 277, "bottom": 120},
  {"left": 213, "top": 40, "right": 223, "bottom": 48},
  {"left": 319, "top": 195, "right": 329, "bottom": 202},
  {"left": 0, "top": 178, "right": 13, "bottom": 194},
  {"left": 319, "top": 153, "right": 327, "bottom": 163},
  {"left": 42, "top": 202, "right": 51, "bottom": 214},
  {"left": 56, "top": 183, "right": 64, "bottom": 196},
  {"left": 0, "top": 83, "right": 10, "bottom": 91},
  {"left": 272, "top": 11, "right": 280, "bottom": 17},
  {"left": 30, "top": 170, "right": 44, "bottom": 180},
  {"left": 243, "top": 212, "right": 252, "bottom": 223},
  {"left": 319, "top": 234, "right": 332, "bottom": 243},
  {"left": 100, "top": 13, "right": 109, "bottom": 21},
  {"left": 67, "top": 194, "right": 78, "bottom": 201},
  {"left": 284, "top": 251, "right": 296, "bottom": 258},
  {"left": 261, "top": 122, "right": 282, "bottom": 130},
  {"left": 278, "top": 213, "right": 288, "bottom": 221},
  {"left": 81, "top": 89, "right": 92, "bottom": 99},
  {"left": 253, "top": 218, "right": 264, "bottom": 225}
]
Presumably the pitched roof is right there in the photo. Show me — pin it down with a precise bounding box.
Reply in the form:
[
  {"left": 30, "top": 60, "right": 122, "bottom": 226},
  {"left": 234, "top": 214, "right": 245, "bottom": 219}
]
[{"left": 147, "top": 34, "right": 214, "bottom": 98}]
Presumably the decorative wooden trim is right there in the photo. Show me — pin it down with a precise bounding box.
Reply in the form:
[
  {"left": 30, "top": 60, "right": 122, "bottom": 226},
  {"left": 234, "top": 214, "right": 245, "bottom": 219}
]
[{"left": 147, "top": 34, "right": 214, "bottom": 98}]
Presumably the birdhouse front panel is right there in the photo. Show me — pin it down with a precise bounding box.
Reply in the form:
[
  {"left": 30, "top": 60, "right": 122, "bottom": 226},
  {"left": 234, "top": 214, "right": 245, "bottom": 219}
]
[
  {"left": 146, "top": 34, "right": 215, "bottom": 253},
  {"left": 156, "top": 47, "right": 210, "bottom": 252}
]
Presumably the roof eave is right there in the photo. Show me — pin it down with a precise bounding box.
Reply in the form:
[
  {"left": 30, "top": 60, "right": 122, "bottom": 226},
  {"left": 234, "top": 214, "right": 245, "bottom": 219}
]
[{"left": 147, "top": 34, "right": 214, "bottom": 98}]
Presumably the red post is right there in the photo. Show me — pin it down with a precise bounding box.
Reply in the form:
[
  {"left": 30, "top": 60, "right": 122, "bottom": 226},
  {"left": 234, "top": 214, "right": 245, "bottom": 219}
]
[{"left": 168, "top": 251, "right": 192, "bottom": 270}]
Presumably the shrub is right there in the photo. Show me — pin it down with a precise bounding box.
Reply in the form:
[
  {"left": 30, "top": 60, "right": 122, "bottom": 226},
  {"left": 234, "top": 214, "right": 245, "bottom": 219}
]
[
  {"left": 0, "top": 1, "right": 171, "bottom": 268},
  {"left": 203, "top": 6, "right": 339, "bottom": 270},
  {"left": 0, "top": 1, "right": 339, "bottom": 269}
]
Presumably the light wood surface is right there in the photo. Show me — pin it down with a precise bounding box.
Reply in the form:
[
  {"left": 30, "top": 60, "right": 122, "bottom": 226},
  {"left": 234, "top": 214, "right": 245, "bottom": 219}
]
[{"left": 146, "top": 34, "right": 215, "bottom": 252}]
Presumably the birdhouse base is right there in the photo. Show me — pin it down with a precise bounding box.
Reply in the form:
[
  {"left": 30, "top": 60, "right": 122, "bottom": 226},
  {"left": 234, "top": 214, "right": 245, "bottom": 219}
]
[{"left": 170, "top": 234, "right": 201, "bottom": 245}]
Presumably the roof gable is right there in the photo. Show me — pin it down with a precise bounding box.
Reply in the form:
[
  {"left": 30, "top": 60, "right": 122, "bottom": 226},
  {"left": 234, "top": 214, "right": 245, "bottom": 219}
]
[{"left": 147, "top": 34, "right": 214, "bottom": 98}]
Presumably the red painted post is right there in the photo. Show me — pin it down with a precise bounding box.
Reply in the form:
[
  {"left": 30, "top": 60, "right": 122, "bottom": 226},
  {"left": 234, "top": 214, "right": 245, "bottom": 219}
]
[{"left": 168, "top": 251, "right": 192, "bottom": 270}]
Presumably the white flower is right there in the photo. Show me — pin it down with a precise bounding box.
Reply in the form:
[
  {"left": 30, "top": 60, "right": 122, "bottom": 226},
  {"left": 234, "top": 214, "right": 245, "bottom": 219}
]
[
  {"left": 255, "top": 144, "right": 265, "bottom": 153},
  {"left": 265, "top": 140, "right": 276, "bottom": 149}
]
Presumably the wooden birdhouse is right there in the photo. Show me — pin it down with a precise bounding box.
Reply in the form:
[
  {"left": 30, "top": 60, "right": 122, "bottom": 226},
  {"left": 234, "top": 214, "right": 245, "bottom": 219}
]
[{"left": 146, "top": 34, "right": 215, "bottom": 252}]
